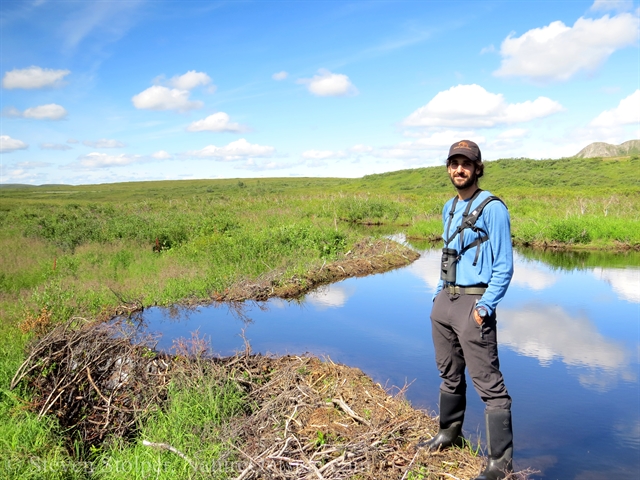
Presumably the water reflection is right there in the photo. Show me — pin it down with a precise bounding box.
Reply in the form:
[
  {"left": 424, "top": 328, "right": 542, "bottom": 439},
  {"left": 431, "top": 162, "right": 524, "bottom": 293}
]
[
  {"left": 499, "top": 304, "right": 635, "bottom": 389},
  {"left": 592, "top": 267, "right": 640, "bottom": 303},
  {"left": 306, "top": 284, "right": 355, "bottom": 309}
]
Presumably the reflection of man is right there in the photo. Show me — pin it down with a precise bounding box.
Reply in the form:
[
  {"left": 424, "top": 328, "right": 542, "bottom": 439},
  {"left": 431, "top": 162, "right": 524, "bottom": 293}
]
[{"left": 423, "top": 140, "right": 514, "bottom": 480}]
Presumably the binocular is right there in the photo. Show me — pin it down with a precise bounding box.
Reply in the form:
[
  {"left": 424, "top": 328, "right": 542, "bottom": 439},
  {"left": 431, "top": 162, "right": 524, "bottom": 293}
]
[{"left": 440, "top": 248, "right": 458, "bottom": 283}]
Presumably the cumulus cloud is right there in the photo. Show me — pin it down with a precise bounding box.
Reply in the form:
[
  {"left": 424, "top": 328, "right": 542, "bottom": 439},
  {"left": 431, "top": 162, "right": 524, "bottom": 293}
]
[
  {"left": 272, "top": 71, "right": 288, "bottom": 81},
  {"left": 186, "top": 138, "right": 276, "bottom": 161},
  {"left": 2, "top": 66, "right": 70, "bottom": 89},
  {"left": 151, "top": 150, "right": 172, "bottom": 159},
  {"left": 82, "top": 139, "right": 125, "bottom": 148},
  {"left": 589, "top": 90, "right": 640, "bottom": 127},
  {"left": 0, "top": 135, "right": 29, "bottom": 153},
  {"left": 3, "top": 104, "right": 68, "bottom": 120},
  {"left": 166, "top": 70, "right": 213, "bottom": 90},
  {"left": 298, "top": 69, "right": 358, "bottom": 97},
  {"left": 235, "top": 158, "right": 289, "bottom": 171},
  {"left": 349, "top": 144, "right": 374, "bottom": 154},
  {"left": 187, "top": 112, "right": 246, "bottom": 133},
  {"left": 302, "top": 150, "right": 346, "bottom": 160},
  {"left": 75, "top": 152, "right": 143, "bottom": 168},
  {"left": 24, "top": 104, "right": 68, "bottom": 120},
  {"left": 132, "top": 85, "right": 203, "bottom": 112},
  {"left": 40, "top": 143, "right": 73, "bottom": 151},
  {"left": 403, "top": 84, "right": 564, "bottom": 128},
  {"left": 494, "top": 13, "right": 638, "bottom": 82}
]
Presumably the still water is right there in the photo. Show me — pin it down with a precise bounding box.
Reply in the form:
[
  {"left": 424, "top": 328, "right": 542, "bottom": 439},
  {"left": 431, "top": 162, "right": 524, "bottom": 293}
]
[{"left": 140, "top": 246, "right": 640, "bottom": 480}]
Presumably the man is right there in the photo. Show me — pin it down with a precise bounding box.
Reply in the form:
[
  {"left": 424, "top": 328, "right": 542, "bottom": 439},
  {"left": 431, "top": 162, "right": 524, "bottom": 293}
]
[{"left": 424, "top": 140, "right": 514, "bottom": 480}]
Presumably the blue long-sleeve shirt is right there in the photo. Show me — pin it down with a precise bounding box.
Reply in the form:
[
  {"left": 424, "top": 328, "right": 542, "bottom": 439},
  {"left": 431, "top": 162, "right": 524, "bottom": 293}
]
[{"left": 433, "top": 190, "right": 514, "bottom": 315}]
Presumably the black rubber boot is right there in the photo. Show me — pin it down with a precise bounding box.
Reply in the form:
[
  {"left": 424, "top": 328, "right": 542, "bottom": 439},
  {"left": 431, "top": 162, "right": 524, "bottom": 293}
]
[
  {"left": 473, "top": 409, "right": 514, "bottom": 480},
  {"left": 418, "top": 392, "right": 466, "bottom": 451}
]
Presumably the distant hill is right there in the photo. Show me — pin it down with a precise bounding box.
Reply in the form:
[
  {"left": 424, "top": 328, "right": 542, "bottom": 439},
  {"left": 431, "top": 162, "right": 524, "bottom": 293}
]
[{"left": 574, "top": 140, "right": 640, "bottom": 158}]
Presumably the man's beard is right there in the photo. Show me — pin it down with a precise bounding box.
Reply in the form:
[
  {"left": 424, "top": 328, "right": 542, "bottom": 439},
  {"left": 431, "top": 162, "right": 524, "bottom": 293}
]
[{"left": 449, "top": 170, "right": 477, "bottom": 190}]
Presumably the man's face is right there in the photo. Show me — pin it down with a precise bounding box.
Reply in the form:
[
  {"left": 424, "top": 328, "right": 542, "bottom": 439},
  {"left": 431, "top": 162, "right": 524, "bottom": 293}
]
[{"left": 448, "top": 155, "right": 479, "bottom": 191}]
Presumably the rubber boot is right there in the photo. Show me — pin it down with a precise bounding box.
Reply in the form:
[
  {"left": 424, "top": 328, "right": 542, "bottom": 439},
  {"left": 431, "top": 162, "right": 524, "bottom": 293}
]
[
  {"left": 473, "top": 409, "right": 514, "bottom": 480},
  {"left": 418, "top": 391, "right": 466, "bottom": 451}
]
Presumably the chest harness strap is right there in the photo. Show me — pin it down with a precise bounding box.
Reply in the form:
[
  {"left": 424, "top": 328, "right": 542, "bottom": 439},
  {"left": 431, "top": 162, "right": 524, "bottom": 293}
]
[{"left": 444, "top": 189, "right": 505, "bottom": 267}]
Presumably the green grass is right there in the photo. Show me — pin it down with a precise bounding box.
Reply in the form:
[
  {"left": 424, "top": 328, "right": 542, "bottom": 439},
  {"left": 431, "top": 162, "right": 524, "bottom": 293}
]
[{"left": 92, "top": 375, "right": 248, "bottom": 480}]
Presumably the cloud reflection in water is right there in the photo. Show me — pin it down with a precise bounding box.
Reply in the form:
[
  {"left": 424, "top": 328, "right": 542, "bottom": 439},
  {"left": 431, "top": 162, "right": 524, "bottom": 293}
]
[
  {"left": 499, "top": 304, "right": 636, "bottom": 391},
  {"left": 591, "top": 267, "right": 640, "bottom": 303}
]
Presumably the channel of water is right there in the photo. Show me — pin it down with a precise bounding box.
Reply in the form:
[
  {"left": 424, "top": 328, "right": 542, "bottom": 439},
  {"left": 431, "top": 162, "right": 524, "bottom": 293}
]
[{"left": 138, "top": 245, "right": 640, "bottom": 479}]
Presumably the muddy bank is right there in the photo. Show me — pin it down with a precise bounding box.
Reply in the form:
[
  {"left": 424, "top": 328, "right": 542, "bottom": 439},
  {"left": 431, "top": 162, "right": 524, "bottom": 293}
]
[{"left": 210, "top": 238, "right": 421, "bottom": 303}]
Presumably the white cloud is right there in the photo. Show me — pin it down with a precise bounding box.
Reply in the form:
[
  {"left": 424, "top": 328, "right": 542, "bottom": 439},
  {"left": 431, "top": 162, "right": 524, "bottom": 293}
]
[
  {"left": 496, "top": 128, "right": 528, "bottom": 139},
  {"left": 2, "top": 66, "right": 70, "bottom": 89},
  {"left": 151, "top": 150, "right": 172, "bottom": 159},
  {"left": 23, "top": 104, "right": 68, "bottom": 120},
  {"left": 403, "top": 84, "right": 564, "bottom": 128},
  {"left": 3, "top": 104, "right": 68, "bottom": 120},
  {"left": 494, "top": 13, "right": 638, "bottom": 82},
  {"left": 298, "top": 69, "right": 358, "bottom": 97},
  {"left": 590, "top": 0, "right": 635, "bottom": 12},
  {"left": 82, "top": 139, "right": 125, "bottom": 148},
  {"left": 167, "top": 71, "right": 213, "bottom": 90},
  {"left": 272, "top": 71, "right": 288, "bottom": 81},
  {"left": 186, "top": 138, "right": 276, "bottom": 161},
  {"left": 187, "top": 112, "right": 246, "bottom": 133},
  {"left": 349, "top": 144, "right": 373, "bottom": 154},
  {"left": 132, "top": 85, "right": 203, "bottom": 112},
  {"left": 302, "top": 150, "right": 346, "bottom": 160},
  {"left": 235, "top": 158, "right": 289, "bottom": 171},
  {"left": 75, "top": 152, "right": 143, "bottom": 168},
  {"left": 589, "top": 90, "right": 640, "bottom": 127},
  {"left": 0, "top": 135, "right": 29, "bottom": 153},
  {"left": 40, "top": 143, "right": 73, "bottom": 150},
  {"left": 67, "top": 138, "right": 79, "bottom": 144}
]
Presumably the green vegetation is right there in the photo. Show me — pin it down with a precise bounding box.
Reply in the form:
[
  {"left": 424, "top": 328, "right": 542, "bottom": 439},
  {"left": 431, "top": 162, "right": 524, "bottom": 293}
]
[{"left": 1, "top": 155, "right": 638, "bottom": 478}]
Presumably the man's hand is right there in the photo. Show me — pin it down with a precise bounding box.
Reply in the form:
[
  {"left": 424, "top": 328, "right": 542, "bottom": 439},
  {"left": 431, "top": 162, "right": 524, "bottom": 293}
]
[{"left": 474, "top": 306, "right": 488, "bottom": 325}]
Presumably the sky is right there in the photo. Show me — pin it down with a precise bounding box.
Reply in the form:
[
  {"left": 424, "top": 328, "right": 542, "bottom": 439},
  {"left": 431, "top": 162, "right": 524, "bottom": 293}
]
[{"left": 0, "top": 0, "right": 638, "bottom": 185}]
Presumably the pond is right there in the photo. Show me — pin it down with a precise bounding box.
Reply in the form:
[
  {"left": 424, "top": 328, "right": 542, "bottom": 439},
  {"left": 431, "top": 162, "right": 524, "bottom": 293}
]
[{"left": 139, "top": 244, "right": 640, "bottom": 479}]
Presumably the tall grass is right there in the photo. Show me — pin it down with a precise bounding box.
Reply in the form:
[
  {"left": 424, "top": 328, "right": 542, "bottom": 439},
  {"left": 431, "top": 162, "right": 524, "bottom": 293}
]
[{"left": 92, "top": 376, "right": 248, "bottom": 480}]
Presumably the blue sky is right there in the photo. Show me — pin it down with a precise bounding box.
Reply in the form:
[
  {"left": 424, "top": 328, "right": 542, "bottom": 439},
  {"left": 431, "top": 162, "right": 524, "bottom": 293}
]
[{"left": 1, "top": 0, "right": 638, "bottom": 185}]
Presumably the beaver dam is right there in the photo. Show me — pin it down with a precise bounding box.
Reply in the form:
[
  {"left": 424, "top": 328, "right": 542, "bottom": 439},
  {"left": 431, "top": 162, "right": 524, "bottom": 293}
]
[{"left": 11, "top": 240, "right": 532, "bottom": 479}]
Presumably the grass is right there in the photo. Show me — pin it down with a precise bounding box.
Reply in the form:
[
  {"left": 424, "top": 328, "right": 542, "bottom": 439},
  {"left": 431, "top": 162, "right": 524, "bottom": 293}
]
[
  {"left": 0, "top": 154, "right": 638, "bottom": 478},
  {"left": 91, "top": 376, "right": 248, "bottom": 480}
]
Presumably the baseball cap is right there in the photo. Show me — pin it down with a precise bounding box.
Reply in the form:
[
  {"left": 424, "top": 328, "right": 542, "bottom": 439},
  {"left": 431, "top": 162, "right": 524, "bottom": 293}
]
[{"left": 447, "top": 140, "right": 481, "bottom": 164}]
